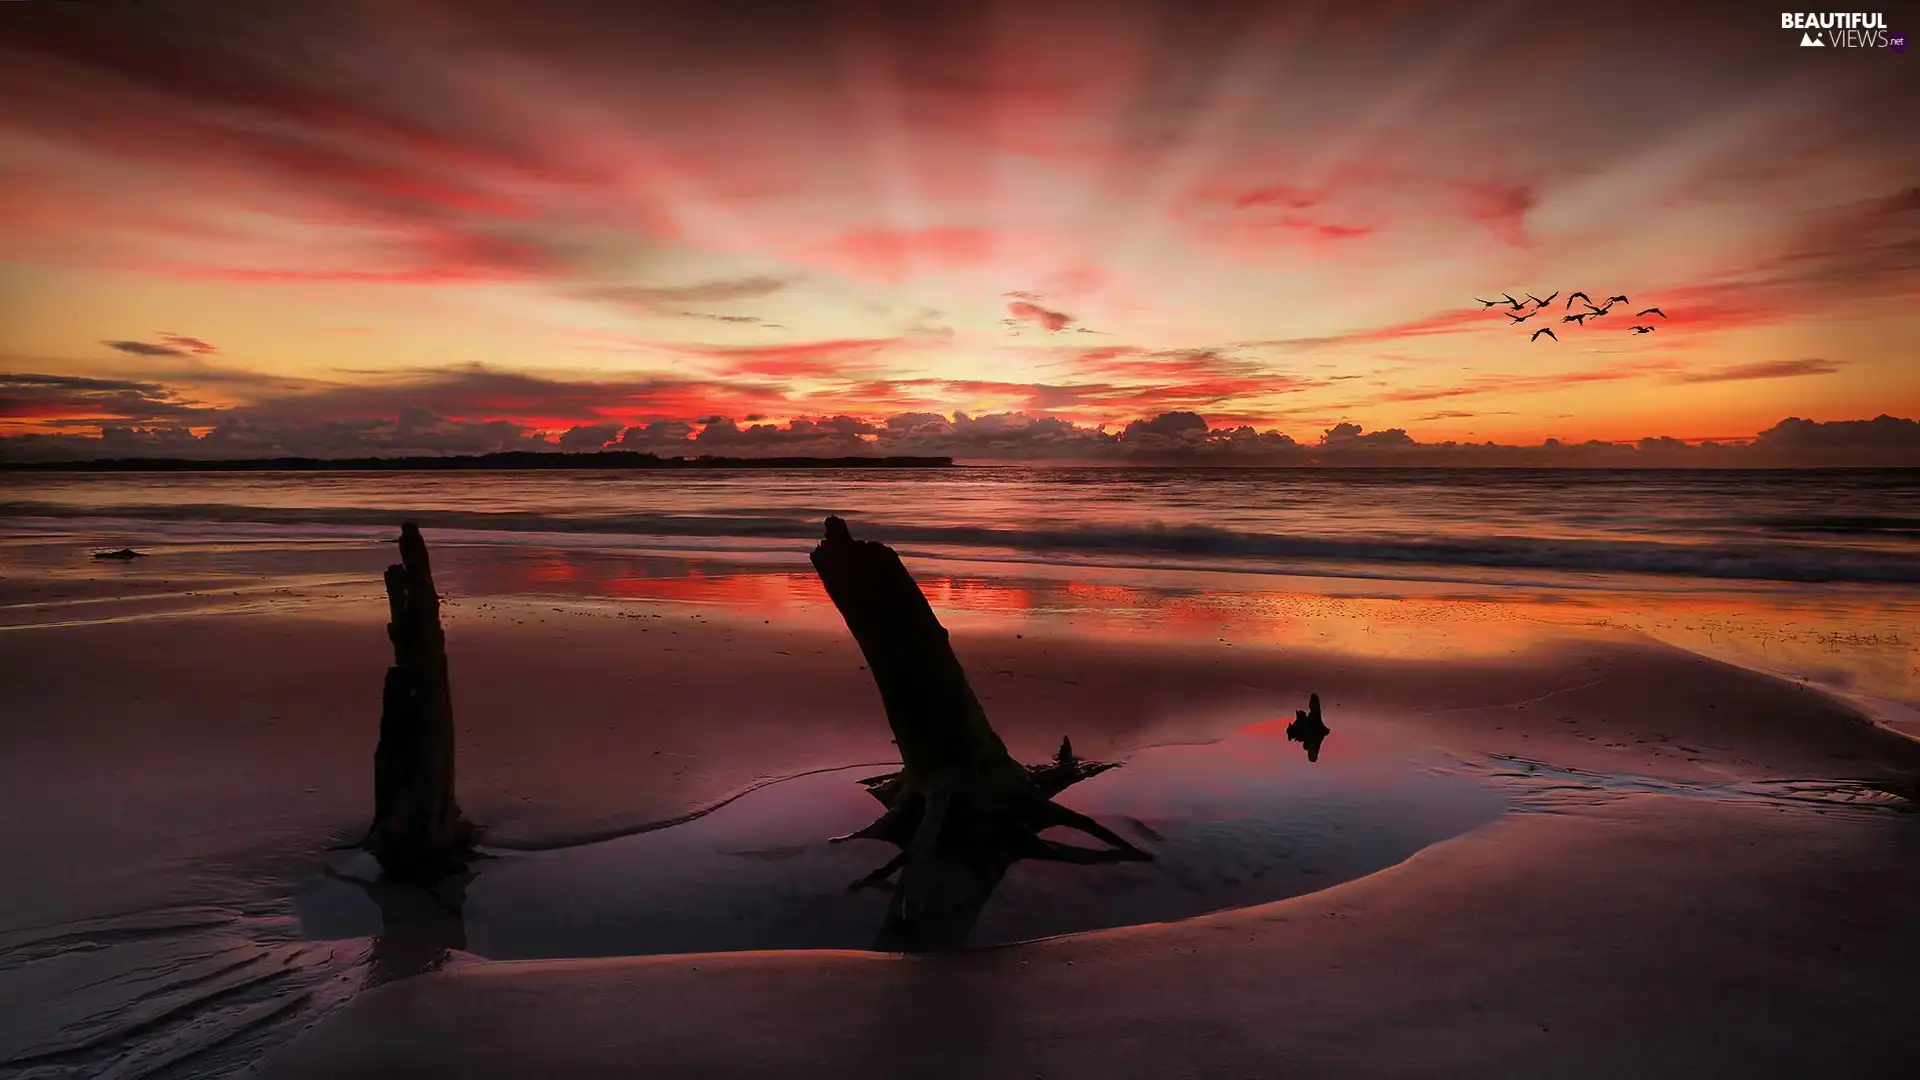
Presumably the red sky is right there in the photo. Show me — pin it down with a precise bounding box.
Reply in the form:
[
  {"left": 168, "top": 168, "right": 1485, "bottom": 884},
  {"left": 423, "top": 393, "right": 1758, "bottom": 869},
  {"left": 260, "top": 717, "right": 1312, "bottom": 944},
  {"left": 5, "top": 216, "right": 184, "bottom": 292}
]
[{"left": 1, "top": 0, "right": 1916, "bottom": 460}]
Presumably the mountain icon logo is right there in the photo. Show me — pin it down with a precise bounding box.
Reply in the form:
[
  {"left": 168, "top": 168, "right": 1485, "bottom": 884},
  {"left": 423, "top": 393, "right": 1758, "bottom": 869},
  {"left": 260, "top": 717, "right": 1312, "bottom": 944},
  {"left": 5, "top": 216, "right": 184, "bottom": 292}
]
[{"left": 1800, "top": 31, "right": 1824, "bottom": 46}]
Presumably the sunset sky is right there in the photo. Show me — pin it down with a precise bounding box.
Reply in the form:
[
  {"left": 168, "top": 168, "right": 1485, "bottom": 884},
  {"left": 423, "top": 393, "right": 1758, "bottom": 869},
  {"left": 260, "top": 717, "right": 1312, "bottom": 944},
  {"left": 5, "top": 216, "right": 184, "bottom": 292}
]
[{"left": 1, "top": 0, "right": 1916, "bottom": 460}]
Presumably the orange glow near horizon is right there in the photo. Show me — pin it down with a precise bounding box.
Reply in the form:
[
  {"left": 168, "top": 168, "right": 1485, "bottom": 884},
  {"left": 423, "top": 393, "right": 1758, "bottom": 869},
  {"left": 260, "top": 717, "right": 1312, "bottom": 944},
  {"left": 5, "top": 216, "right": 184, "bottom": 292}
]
[{"left": 1, "top": 2, "right": 1916, "bottom": 460}]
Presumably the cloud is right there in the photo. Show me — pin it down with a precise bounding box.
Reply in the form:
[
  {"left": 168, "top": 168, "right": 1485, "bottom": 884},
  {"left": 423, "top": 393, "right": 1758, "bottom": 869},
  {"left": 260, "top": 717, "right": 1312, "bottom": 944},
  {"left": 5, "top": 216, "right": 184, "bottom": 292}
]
[
  {"left": 1759, "top": 187, "right": 1920, "bottom": 298},
  {"left": 1121, "top": 411, "right": 1209, "bottom": 439},
  {"left": 1675, "top": 358, "right": 1842, "bottom": 384},
  {"left": 1349, "top": 358, "right": 1685, "bottom": 406},
  {"left": 0, "top": 371, "right": 213, "bottom": 422},
  {"left": 1321, "top": 421, "right": 1415, "bottom": 449},
  {"left": 103, "top": 339, "right": 187, "bottom": 357},
  {"left": 676, "top": 312, "right": 785, "bottom": 328},
  {"left": 1751, "top": 414, "right": 1920, "bottom": 457},
  {"left": 157, "top": 332, "right": 218, "bottom": 355},
  {"left": 1, "top": 2, "right": 1913, "bottom": 460},
  {"left": 1231, "top": 307, "right": 1496, "bottom": 354},
  {"left": 614, "top": 419, "right": 695, "bottom": 449},
  {"left": 1006, "top": 300, "right": 1073, "bottom": 332},
  {"left": 679, "top": 338, "right": 906, "bottom": 380},
  {"left": 808, "top": 227, "right": 996, "bottom": 281},
  {"left": 582, "top": 276, "right": 791, "bottom": 315},
  {"left": 557, "top": 422, "right": 620, "bottom": 450},
  {"left": 7, "top": 398, "right": 1920, "bottom": 467},
  {"left": 1451, "top": 179, "right": 1536, "bottom": 247},
  {"left": 100, "top": 332, "right": 221, "bottom": 358}
]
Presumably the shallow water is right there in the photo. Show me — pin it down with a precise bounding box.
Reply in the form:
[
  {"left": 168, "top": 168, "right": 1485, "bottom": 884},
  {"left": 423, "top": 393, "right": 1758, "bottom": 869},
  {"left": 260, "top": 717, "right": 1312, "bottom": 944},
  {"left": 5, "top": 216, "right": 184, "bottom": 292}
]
[{"left": 295, "top": 717, "right": 1506, "bottom": 958}]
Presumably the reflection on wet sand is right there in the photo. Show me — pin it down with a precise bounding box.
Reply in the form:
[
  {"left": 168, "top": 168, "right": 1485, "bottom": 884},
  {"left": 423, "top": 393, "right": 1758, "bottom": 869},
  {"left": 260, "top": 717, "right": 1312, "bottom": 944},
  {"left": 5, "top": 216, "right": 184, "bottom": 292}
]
[
  {"left": 324, "top": 866, "right": 471, "bottom": 985},
  {"left": 423, "top": 542, "right": 1920, "bottom": 712}
]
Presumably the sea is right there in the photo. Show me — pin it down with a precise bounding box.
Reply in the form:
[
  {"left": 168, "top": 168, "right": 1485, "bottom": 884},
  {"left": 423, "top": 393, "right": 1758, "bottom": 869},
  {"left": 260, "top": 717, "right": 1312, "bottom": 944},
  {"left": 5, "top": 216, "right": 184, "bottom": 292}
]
[{"left": 6, "top": 465, "right": 1918, "bottom": 585}]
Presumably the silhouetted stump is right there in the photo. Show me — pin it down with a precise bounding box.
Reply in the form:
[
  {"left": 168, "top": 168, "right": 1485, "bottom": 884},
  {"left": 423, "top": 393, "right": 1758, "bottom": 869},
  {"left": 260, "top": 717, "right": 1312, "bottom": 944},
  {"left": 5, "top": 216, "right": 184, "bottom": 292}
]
[
  {"left": 367, "top": 523, "right": 474, "bottom": 884},
  {"left": 1287, "top": 693, "right": 1330, "bottom": 762},
  {"left": 811, "top": 516, "right": 1148, "bottom": 950}
]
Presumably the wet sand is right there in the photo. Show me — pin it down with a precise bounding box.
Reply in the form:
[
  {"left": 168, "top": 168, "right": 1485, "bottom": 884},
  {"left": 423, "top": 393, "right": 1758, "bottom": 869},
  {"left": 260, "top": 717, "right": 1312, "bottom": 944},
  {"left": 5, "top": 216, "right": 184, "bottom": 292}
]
[
  {"left": 260, "top": 795, "right": 1920, "bottom": 1079},
  {"left": 7, "top": 598, "right": 1915, "bottom": 865},
  {"left": 247, "top": 613, "right": 1916, "bottom": 1078},
  {"left": 3, "top": 590, "right": 1917, "bottom": 1076}
]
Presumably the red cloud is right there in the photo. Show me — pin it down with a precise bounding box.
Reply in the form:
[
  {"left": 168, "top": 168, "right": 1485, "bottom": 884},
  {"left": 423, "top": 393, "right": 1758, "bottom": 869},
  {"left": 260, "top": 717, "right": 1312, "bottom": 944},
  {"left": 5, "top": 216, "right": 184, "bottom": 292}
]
[
  {"left": 1452, "top": 180, "right": 1536, "bottom": 246},
  {"left": 678, "top": 338, "right": 905, "bottom": 380},
  {"left": 1006, "top": 300, "right": 1072, "bottom": 332},
  {"left": 1231, "top": 186, "right": 1326, "bottom": 211},
  {"left": 807, "top": 227, "right": 996, "bottom": 281}
]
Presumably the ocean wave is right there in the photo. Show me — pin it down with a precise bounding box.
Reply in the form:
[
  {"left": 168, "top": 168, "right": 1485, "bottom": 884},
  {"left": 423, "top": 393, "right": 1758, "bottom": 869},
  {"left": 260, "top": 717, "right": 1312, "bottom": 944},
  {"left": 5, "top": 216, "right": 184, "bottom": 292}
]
[
  {"left": 6, "top": 500, "right": 1919, "bottom": 584},
  {"left": 1739, "top": 514, "right": 1920, "bottom": 536}
]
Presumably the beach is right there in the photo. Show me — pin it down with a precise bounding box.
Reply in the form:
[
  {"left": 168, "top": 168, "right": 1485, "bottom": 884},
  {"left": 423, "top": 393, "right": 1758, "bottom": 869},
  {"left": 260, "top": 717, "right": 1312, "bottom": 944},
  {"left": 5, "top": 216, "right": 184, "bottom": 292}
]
[{"left": 2, "top": 468, "right": 1918, "bottom": 1077}]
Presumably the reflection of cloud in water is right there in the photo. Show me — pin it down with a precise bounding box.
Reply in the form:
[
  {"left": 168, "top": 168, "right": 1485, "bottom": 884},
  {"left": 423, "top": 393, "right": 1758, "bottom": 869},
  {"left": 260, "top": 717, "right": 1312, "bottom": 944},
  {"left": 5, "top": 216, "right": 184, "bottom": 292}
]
[
  {"left": 428, "top": 544, "right": 1920, "bottom": 707},
  {"left": 294, "top": 717, "right": 1505, "bottom": 958}
]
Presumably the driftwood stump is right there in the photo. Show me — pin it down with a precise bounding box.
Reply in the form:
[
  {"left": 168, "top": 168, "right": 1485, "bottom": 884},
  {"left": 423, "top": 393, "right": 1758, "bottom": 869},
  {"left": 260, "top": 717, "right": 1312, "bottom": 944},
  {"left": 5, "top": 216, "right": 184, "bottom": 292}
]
[
  {"left": 1287, "top": 693, "right": 1330, "bottom": 762},
  {"left": 810, "top": 516, "right": 1149, "bottom": 950},
  {"left": 367, "top": 523, "right": 474, "bottom": 883}
]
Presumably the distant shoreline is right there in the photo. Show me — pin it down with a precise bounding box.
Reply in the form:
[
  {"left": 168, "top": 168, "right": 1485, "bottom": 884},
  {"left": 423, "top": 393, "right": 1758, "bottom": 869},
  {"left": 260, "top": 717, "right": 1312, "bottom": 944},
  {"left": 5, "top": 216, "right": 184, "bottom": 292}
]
[
  {"left": 3, "top": 456, "right": 1916, "bottom": 472},
  {"left": 0, "top": 451, "right": 955, "bottom": 472}
]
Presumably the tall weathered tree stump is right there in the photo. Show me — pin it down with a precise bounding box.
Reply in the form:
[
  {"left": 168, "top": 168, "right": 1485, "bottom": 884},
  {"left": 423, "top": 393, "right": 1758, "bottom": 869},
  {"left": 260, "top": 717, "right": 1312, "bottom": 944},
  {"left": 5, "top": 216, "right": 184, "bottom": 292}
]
[
  {"left": 810, "top": 516, "right": 1149, "bottom": 950},
  {"left": 367, "top": 523, "right": 474, "bottom": 884}
]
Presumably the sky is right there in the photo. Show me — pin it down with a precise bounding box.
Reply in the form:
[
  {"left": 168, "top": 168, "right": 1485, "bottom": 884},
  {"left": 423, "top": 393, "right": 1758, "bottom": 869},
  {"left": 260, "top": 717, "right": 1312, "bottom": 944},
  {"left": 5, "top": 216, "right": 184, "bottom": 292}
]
[{"left": 1, "top": 0, "right": 1916, "bottom": 462}]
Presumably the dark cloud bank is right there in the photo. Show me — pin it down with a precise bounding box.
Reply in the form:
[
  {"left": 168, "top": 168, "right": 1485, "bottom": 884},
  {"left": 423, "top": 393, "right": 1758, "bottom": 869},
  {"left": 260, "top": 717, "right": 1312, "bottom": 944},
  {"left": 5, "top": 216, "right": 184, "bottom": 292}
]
[{"left": 3, "top": 370, "right": 1916, "bottom": 467}]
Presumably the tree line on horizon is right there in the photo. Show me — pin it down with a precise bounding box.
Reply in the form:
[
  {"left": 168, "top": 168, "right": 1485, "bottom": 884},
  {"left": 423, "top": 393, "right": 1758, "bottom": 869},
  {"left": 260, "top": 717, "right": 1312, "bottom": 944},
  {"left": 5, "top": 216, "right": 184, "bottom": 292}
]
[{"left": 2, "top": 412, "right": 1916, "bottom": 469}]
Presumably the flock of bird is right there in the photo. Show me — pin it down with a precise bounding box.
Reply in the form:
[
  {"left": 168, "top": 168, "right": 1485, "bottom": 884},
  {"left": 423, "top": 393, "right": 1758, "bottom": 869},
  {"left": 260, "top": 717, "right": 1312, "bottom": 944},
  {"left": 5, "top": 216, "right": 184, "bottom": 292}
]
[{"left": 1473, "top": 290, "right": 1668, "bottom": 342}]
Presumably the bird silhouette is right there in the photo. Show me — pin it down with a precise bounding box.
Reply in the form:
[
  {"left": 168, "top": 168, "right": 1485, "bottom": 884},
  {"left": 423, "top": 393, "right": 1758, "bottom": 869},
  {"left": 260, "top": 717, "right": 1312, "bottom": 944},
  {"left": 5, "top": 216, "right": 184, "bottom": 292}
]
[
  {"left": 1506, "top": 310, "right": 1537, "bottom": 323},
  {"left": 1630, "top": 325, "right": 1656, "bottom": 334},
  {"left": 1503, "top": 293, "right": 1526, "bottom": 310},
  {"left": 1605, "top": 295, "right": 1629, "bottom": 307},
  {"left": 1562, "top": 312, "right": 1589, "bottom": 325},
  {"left": 1474, "top": 297, "right": 1501, "bottom": 308},
  {"left": 1636, "top": 307, "right": 1667, "bottom": 318},
  {"left": 1566, "top": 291, "right": 1592, "bottom": 309},
  {"left": 1532, "top": 327, "right": 1558, "bottom": 342},
  {"left": 1528, "top": 291, "right": 1559, "bottom": 307}
]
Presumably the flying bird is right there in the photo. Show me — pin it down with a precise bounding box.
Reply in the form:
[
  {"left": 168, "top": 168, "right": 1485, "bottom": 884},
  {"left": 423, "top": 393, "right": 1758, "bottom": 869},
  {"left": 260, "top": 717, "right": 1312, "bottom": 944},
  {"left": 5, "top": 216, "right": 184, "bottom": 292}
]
[
  {"left": 1528, "top": 292, "right": 1559, "bottom": 307},
  {"left": 1474, "top": 297, "right": 1501, "bottom": 308},
  {"left": 1585, "top": 305, "right": 1611, "bottom": 318},
  {"left": 1503, "top": 293, "right": 1526, "bottom": 310},
  {"left": 1506, "top": 310, "right": 1537, "bottom": 323},
  {"left": 1566, "top": 291, "right": 1592, "bottom": 309},
  {"left": 1562, "top": 313, "right": 1589, "bottom": 325},
  {"left": 1532, "top": 327, "right": 1558, "bottom": 342},
  {"left": 1606, "top": 295, "right": 1630, "bottom": 306},
  {"left": 1630, "top": 325, "right": 1657, "bottom": 334},
  {"left": 1636, "top": 307, "right": 1667, "bottom": 318}
]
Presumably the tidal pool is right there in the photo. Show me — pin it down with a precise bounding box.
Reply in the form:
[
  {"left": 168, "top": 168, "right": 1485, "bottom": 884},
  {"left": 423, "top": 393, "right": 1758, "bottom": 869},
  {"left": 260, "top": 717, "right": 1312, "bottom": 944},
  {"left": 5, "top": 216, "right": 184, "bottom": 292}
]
[{"left": 297, "top": 714, "right": 1508, "bottom": 958}]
